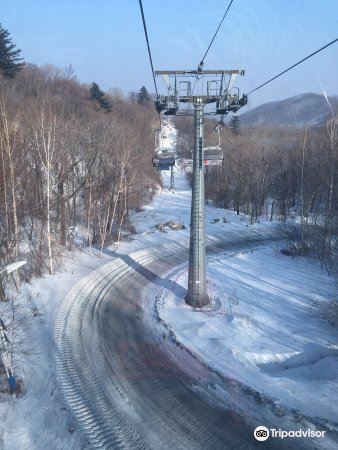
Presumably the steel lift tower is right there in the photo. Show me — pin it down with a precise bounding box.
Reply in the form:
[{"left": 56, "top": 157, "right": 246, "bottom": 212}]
[{"left": 155, "top": 69, "right": 247, "bottom": 307}]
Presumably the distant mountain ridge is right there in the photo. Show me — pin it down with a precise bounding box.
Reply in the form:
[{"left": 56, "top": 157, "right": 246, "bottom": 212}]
[{"left": 239, "top": 93, "right": 338, "bottom": 127}]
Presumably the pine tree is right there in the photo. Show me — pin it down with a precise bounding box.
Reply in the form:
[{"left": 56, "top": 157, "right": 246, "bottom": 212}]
[
  {"left": 100, "top": 97, "right": 112, "bottom": 112},
  {"left": 90, "top": 82, "right": 105, "bottom": 102},
  {"left": 89, "top": 82, "right": 112, "bottom": 112},
  {"left": 230, "top": 116, "right": 240, "bottom": 135},
  {"left": 0, "top": 24, "right": 24, "bottom": 78},
  {"left": 137, "top": 86, "right": 151, "bottom": 104}
]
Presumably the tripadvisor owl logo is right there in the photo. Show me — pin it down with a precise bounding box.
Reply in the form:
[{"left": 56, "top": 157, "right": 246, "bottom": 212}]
[{"left": 254, "top": 426, "right": 270, "bottom": 441}]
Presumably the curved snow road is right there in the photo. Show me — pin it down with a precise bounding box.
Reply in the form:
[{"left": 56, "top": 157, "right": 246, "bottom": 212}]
[{"left": 55, "top": 235, "right": 310, "bottom": 450}]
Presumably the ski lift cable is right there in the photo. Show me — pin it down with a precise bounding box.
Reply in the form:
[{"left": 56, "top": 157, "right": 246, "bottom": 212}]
[
  {"left": 138, "top": 0, "right": 159, "bottom": 98},
  {"left": 206, "top": 38, "right": 338, "bottom": 138},
  {"left": 138, "top": 0, "right": 163, "bottom": 128},
  {"left": 198, "top": 0, "right": 235, "bottom": 71},
  {"left": 205, "top": 115, "right": 225, "bottom": 139},
  {"left": 247, "top": 38, "right": 338, "bottom": 95},
  {"left": 182, "top": 1, "right": 234, "bottom": 121}
]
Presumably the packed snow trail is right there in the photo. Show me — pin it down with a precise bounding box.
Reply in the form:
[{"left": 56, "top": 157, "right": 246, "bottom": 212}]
[
  {"left": 55, "top": 227, "right": 337, "bottom": 449},
  {"left": 160, "top": 246, "right": 338, "bottom": 425},
  {"left": 54, "top": 124, "right": 336, "bottom": 448},
  {"left": 56, "top": 240, "right": 294, "bottom": 450}
]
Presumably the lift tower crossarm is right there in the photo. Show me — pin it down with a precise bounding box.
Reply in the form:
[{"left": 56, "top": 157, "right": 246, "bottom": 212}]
[{"left": 155, "top": 70, "right": 245, "bottom": 76}]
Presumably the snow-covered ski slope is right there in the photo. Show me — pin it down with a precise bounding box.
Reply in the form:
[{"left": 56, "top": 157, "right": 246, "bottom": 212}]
[
  {"left": 159, "top": 246, "right": 338, "bottom": 423},
  {"left": 0, "top": 250, "right": 112, "bottom": 449},
  {"left": 134, "top": 120, "right": 338, "bottom": 428},
  {"left": 132, "top": 161, "right": 338, "bottom": 425},
  {"left": 0, "top": 120, "right": 337, "bottom": 449}
]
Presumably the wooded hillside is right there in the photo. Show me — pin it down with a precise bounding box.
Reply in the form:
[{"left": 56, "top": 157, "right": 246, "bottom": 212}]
[
  {"left": 176, "top": 116, "right": 338, "bottom": 274},
  {"left": 0, "top": 65, "right": 161, "bottom": 279}
]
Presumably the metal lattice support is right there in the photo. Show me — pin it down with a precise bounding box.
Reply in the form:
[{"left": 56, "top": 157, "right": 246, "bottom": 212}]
[{"left": 186, "top": 99, "right": 209, "bottom": 307}]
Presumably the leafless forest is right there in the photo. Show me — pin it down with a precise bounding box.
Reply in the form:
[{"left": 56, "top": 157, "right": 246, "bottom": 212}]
[
  {"left": 0, "top": 65, "right": 161, "bottom": 280},
  {"left": 1, "top": 64, "right": 337, "bottom": 286},
  {"left": 177, "top": 113, "right": 338, "bottom": 274}
]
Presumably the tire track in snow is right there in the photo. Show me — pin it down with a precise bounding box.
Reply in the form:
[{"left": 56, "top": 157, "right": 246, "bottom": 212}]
[{"left": 55, "top": 250, "right": 160, "bottom": 449}]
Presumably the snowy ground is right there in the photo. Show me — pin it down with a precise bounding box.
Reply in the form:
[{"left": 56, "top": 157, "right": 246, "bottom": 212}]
[
  {"left": 133, "top": 165, "right": 338, "bottom": 426},
  {"left": 132, "top": 167, "right": 279, "bottom": 248},
  {"left": 0, "top": 249, "right": 114, "bottom": 449},
  {"left": 0, "top": 121, "right": 337, "bottom": 448},
  {"left": 134, "top": 165, "right": 338, "bottom": 425},
  {"left": 159, "top": 247, "right": 338, "bottom": 424}
]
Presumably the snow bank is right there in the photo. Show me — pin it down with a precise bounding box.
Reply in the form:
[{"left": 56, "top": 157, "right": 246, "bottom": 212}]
[
  {"left": 0, "top": 249, "right": 113, "bottom": 449},
  {"left": 1, "top": 118, "right": 336, "bottom": 448},
  {"left": 159, "top": 246, "right": 338, "bottom": 423}
]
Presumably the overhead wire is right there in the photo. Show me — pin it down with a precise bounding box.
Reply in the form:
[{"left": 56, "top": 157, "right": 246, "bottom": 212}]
[
  {"left": 138, "top": 0, "right": 162, "bottom": 128},
  {"left": 139, "top": 3, "right": 337, "bottom": 146},
  {"left": 194, "top": 0, "right": 234, "bottom": 138},
  {"left": 182, "top": 0, "right": 235, "bottom": 123},
  {"left": 205, "top": 38, "right": 338, "bottom": 140},
  {"left": 138, "top": 0, "right": 159, "bottom": 97},
  {"left": 247, "top": 38, "right": 338, "bottom": 95},
  {"left": 198, "top": 0, "right": 234, "bottom": 71},
  {"left": 205, "top": 120, "right": 223, "bottom": 139}
]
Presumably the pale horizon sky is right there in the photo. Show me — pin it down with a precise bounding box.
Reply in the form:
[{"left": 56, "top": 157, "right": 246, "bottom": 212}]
[{"left": 2, "top": 0, "right": 338, "bottom": 110}]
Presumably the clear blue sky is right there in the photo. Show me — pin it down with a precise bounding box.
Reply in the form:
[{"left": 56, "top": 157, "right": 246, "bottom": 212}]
[{"left": 2, "top": 0, "right": 338, "bottom": 108}]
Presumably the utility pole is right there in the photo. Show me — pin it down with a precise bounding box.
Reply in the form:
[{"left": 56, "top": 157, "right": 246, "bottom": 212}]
[
  {"left": 155, "top": 70, "right": 247, "bottom": 307},
  {"left": 170, "top": 164, "right": 175, "bottom": 192}
]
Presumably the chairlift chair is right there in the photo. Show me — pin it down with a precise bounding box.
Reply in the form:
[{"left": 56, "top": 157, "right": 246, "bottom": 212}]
[
  {"left": 157, "top": 147, "right": 172, "bottom": 156},
  {"left": 204, "top": 146, "right": 224, "bottom": 166},
  {"left": 152, "top": 157, "right": 160, "bottom": 168},
  {"left": 202, "top": 123, "right": 223, "bottom": 166},
  {"left": 152, "top": 148, "right": 175, "bottom": 170},
  {"left": 164, "top": 108, "right": 178, "bottom": 116},
  {"left": 159, "top": 165, "right": 171, "bottom": 171}
]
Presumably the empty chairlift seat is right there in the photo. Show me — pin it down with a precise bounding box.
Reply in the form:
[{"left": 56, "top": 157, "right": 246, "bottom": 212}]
[
  {"left": 152, "top": 147, "right": 176, "bottom": 170},
  {"left": 204, "top": 146, "right": 224, "bottom": 166}
]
